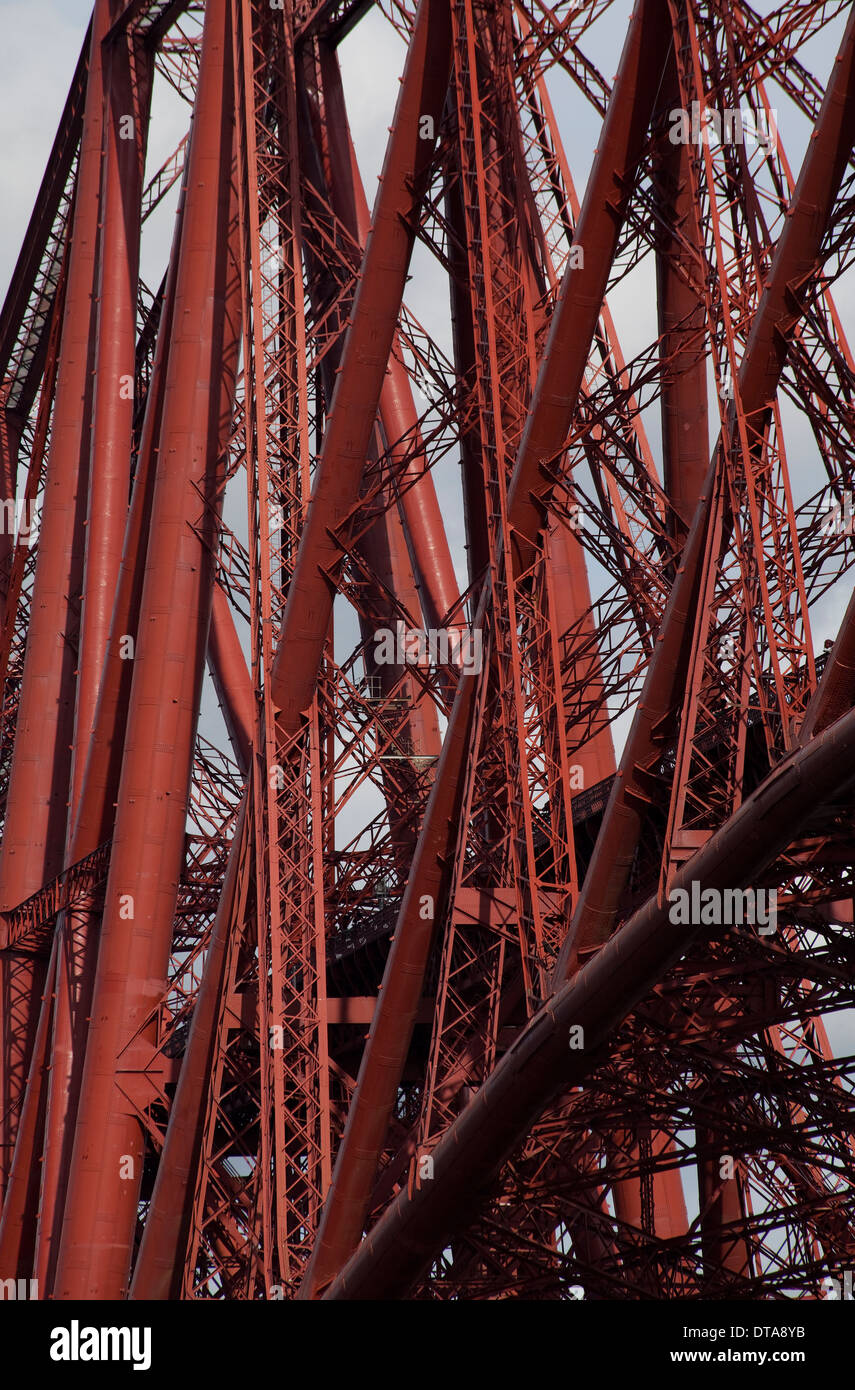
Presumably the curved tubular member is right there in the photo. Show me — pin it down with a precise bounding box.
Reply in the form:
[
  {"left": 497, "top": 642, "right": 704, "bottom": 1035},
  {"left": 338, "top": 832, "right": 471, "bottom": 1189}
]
[
  {"left": 30, "top": 178, "right": 189, "bottom": 1291},
  {"left": 208, "top": 586, "right": 253, "bottom": 776},
  {"left": 67, "top": 180, "right": 188, "bottom": 865},
  {"left": 269, "top": 0, "right": 453, "bottom": 737},
  {"left": 24, "top": 10, "right": 152, "bottom": 1289},
  {"left": 0, "top": 937, "right": 57, "bottom": 1272},
  {"left": 53, "top": 0, "right": 238, "bottom": 1300},
  {"left": 298, "top": 0, "right": 673, "bottom": 1299},
  {"left": 0, "top": 23, "right": 89, "bottom": 410},
  {"left": 129, "top": 799, "right": 248, "bottom": 1301},
  {"left": 69, "top": 7, "right": 152, "bottom": 819},
  {"left": 503, "top": 0, "right": 672, "bottom": 574},
  {"left": 0, "top": 0, "right": 109, "bottom": 913},
  {"left": 317, "top": 44, "right": 462, "bottom": 633},
  {"left": 799, "top": 588, "right": 855, "bottom": 744},
  {"left": 553, "top": 1, "right": 855, "bottom": 976},
  {"left": 653, "top": 51, "right": 708, "bottom": 537},
  {"left": 324, "top": 701, "right": 855, "bottom": 1299},
  {"left": 0, "top": 408, "right": 23, "bottom": 638},
  {"left": 0, "top": 0, "right": 111, "bottom": 1205}
]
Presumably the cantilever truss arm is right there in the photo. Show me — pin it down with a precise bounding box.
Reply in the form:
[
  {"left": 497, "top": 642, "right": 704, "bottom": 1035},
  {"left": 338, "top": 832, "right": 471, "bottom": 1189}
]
[
  {"left": 308, "top": 0, "right": 855, "bottom": 1298},
  {"left": 299, "top": 0, "right": 675, "bottom": 1298},
  {"left": 323, "top": 699, "right": 855, "bottom": 1297}
]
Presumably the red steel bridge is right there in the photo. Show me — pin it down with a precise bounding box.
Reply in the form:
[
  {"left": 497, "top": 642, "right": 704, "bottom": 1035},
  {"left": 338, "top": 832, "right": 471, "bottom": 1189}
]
[{"left": 0, "top": 0, "right": 854, "bottom": 1301}]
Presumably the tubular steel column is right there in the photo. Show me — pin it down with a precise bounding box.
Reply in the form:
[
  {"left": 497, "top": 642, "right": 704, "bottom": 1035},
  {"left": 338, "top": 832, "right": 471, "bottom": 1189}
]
[
  {"left": 30, "top": 13, "right": 153, "bottom": 1292},
  {"left": 54, "top": 0, "right": 238, "bottom": 1298},
  {"left": 316, "top": 44, "right": 462, "bottom": 633},
  {"left": 269, "top": 0, "right": 453, "bottom": 735},
  {"left": 0, "top": 0, "right": 111, "bottom": 1200},
  {"left": 32, "top": 177, "right": 189, "bottom": 1292},
  {"left": 654, "top": 51, "right": 708, "bottom": 537}
]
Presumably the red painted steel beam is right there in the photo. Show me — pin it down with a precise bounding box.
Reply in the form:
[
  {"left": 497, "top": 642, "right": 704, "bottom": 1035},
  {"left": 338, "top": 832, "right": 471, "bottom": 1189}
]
[
  {"left": 0, "top": 0, "right": 109, "bottom": 909},
  {"left": 298, "top": 0, "right": 673, "bottom": 1298},
  {"left": 0, "top": 939, "right": 58, "bottom": 1273},
  {"left": 66, "top": 180, "right": 187, "bottom": 868},
  {"left": 654, "top": 52, "right": 708, "bottom": 535},
  {"left": 0, "top": 25, "right": 89, "bottom": 411},
  {"left": 0, "top": 0, "right": 112, "bottom": 1203},
  {"left": 129, "top": 800, "right": 248, "bottom": 1300},
  {"left": 503, "top": 0, "right": 672, "bottom": 573},
  {"left": 0, "top": 408, "right": 22, "bottom": 649},
  {"left": 323, "top": 700, "right": 855, "bottom": 1298},
  {"left": 208, "top": 586, "right": 253, "bottom": 775},
  {"left": 53, "top": 0, "right": 238, "bottom": 1299},
  {"left": 30, "top": 176, "right": 189, "bottom": 1290},
  {"left": 296, "top": 50, "right": 446, "bottom": 789},
  {"left": 33, "top": 7, "right": 152, "bottom": 1290},
  {"left": 69, "top": 9, "right": 151, "bottom": 821},
  {"left": 316, "top": 46, "right": 461, "bottom": 632},
  {"left": 269, "top": 0, "right": 453, "bottom": 737},
  {"left": 444, "top": 166, "right": 490, "bottom": 584},
  {"left": 294, "top": 80, "right": 444, "bottom": 827},
  {"left": 554, "top": 0, "right": 855, "bottom": 973},
  {"left": 799, "top": 587, "right": 855, "bottom": 743}
]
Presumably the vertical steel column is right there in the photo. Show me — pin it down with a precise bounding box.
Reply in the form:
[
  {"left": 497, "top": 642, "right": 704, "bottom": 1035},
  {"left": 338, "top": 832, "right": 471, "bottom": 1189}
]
[
  {"left": 28, "top": 11, "right": 153, "bottom": 1292},
  {"left": 129, "top": 800, "right": 248, "bottom": 1300},
  {"left": 0, "top": 0, "right": 111, "bottom": 1200},
  {"left": 54, "top": 0, "right": 238, "bottom": 1298},
  {"left": 32, "top": 178, "right": 189, "bottom": 1292},
  {"left": 70, "top": 7, "right": 150, "bottom": 817},
  {"left": 654, "top": 53, "right": 708, "bottom": 536},
  {"left": 0, "top": 940, "right": 58, "bottom": 1272},
  {"left": 0, "top": 405, "right": 22, "bottom": 640}
]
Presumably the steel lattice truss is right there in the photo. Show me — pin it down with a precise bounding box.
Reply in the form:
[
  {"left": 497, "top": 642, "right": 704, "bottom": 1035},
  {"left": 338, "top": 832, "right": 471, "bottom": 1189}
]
[{"left": 0, "top": 0, "right": 854, "bottom": 1302}]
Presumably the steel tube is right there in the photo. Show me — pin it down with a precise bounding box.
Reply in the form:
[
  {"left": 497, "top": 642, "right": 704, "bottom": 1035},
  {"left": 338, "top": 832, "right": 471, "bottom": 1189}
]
[
  {"left": 325, "top": 701, "right": 855, "bottom": 1297},
  {"left": 54, "top": 0, "right": 238, "bottom": 1298},
  {"left": 270, "top": 0, "right": 453, "bottom": 735},
  {"left": 555, "top": 0, "right": 855, "bottom": 971},
  {"left": 299, "top": 0, "right": 672, "bottom": 1296}
]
